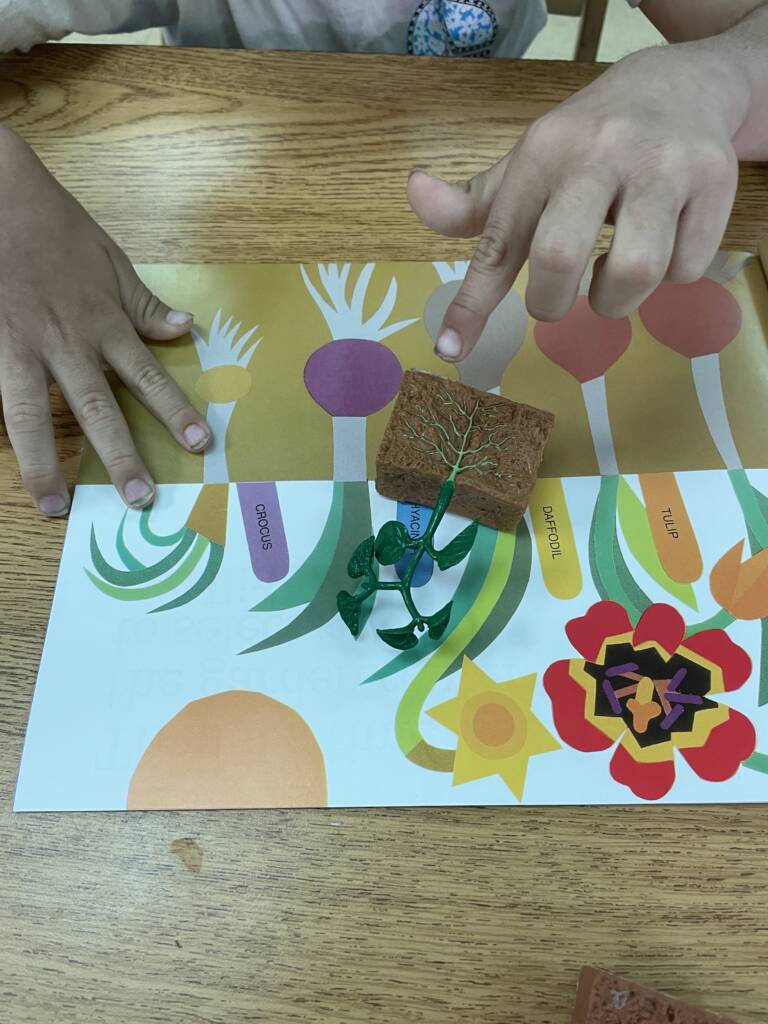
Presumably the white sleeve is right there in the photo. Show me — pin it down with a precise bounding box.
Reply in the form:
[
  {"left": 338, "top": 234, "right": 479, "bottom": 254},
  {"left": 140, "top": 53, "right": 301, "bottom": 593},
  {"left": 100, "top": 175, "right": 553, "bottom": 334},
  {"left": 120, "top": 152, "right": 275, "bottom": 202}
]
[
  {"left": 625, "top": 0, "right": 644, "bottom": 6},
  {"left": 0, "top": 1, "right": 178, "bottom": 52}
]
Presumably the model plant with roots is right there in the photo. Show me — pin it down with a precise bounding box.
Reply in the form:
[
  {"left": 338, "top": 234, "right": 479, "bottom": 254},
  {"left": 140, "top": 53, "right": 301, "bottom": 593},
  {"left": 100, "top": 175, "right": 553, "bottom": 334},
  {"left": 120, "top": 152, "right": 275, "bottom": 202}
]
[{"left": 338, "top": 385, "right": 514, "bottom": 650}]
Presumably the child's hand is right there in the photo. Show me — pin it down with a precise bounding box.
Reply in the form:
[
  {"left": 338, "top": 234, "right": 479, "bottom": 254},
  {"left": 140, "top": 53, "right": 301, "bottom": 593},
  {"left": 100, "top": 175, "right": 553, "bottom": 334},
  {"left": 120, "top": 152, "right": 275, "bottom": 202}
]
[
  {"left": 0, "top": 126, "right": 211, "bottom": 516},
  {"left": 408, "top": 43, "right": 749, "bottom": 361}
]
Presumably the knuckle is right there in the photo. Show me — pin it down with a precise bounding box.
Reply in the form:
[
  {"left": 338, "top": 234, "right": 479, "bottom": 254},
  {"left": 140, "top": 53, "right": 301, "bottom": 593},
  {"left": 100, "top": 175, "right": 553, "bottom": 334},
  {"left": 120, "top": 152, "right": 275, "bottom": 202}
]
[
  {"left": 523, "top": 115, "right": 560, "bottom": 153},
  {"left": 77, "top": 391, "right": 115, "bottom": 429},
  {"left": 132, "top": 283, "right": 162, "bottom": 325},
  {"left": 101, "top": 449, "right": 140, "bottom": 475},
  {"left": 448, "top": 291, "right": 487, "bottom": 320},
  {"left": 592, "top": 115, "right": 634, "bottom": 155},
  {"left": 527, "top": 306, "right": 557, "bottom": 323},
  {"left": 531, "top": 235, "right": 582, "bottom": 277},
  {"left": 86, "top": 300, "right": 121, "bottom": 322},
  {"left": 527, "top": 299, "right": 573, "bottom": 323},
  {"left": 588, "top": 290, "right": 628, "bottom": 320},
  {"left": 473, "top": 230, "right": 508, "bottom": 272},
  {"left": 4, "top": 399, "right": 47, "bottom": 435},
  {"left": 21, "top": 464, "right": 58, "bottom": 490},
  {"left": 691, "top": 143, "right": 736, "bottom": 185},
  {"left": 653, "top": 144, "right": 690, "bottom": 180},
  {"left": 609, "top": 254, "right": 666, "bottom": 291},
  {"left": 591, "top": 302, "right": 625, "bottom": 321},
  {"left": 132, "top": 361, "right": 170, "bottom": 399},
  {"left": 666, "top": 259, "right": 708, "bottom": 285}
]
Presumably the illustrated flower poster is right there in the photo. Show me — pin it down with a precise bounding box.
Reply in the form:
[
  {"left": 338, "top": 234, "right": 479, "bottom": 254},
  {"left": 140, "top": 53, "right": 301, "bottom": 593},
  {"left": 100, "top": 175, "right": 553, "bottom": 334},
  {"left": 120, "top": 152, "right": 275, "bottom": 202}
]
[{"left": 14, "top": 254, "right": 768, "bottom": 811}]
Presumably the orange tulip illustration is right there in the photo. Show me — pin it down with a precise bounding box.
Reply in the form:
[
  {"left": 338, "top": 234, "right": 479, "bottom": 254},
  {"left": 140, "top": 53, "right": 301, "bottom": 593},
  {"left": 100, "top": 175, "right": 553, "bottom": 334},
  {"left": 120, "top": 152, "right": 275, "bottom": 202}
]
[{"left": 710, "top": 541, "right": 768, "bottom": 620}]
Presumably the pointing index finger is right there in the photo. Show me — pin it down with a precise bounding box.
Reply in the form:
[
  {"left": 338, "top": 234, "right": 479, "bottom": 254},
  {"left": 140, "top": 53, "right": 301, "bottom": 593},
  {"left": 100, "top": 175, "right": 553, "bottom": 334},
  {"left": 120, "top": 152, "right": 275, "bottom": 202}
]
[{"left": 435, "top": 156, "right": 547, "bottom": 362}]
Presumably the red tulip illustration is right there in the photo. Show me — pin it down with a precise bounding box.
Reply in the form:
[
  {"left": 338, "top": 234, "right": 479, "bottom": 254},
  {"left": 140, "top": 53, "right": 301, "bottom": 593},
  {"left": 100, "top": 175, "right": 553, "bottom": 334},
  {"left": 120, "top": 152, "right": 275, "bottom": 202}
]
[
  {"left": 534, "top": 297, "right": 631, "bottom": 475},
  {"left": 639, "top": 253, "right": 746, "bottom": 471},
  {"left": 639, "top": 253, "right": 768, "bottom": 550}
]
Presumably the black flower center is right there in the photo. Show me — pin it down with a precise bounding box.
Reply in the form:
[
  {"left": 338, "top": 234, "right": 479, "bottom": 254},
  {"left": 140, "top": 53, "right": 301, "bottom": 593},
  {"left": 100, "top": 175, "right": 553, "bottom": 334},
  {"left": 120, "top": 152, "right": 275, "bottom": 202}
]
[{"left": 585, "top": 641, "right": 716, "bottom": 748}]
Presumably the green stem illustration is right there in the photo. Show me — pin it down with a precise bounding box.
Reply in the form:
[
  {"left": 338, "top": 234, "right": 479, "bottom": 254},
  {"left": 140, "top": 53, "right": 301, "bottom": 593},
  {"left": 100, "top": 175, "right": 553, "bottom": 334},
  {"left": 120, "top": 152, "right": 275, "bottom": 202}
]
[
  {"left": 684, "top": 608, "right": 736, "bottom": 637},
  {"left": 743, "top": 752, "right": 768, "bottom": 776}
]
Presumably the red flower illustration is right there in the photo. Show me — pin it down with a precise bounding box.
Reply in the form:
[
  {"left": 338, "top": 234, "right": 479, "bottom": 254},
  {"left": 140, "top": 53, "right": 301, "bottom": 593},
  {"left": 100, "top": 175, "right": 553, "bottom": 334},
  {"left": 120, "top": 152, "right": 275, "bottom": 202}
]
[
  {"left": 534, "top": 297, "right": 631, "bottom": 382},
  {"left": 543, "top": 601, "right": 755, "bottom": 800}
]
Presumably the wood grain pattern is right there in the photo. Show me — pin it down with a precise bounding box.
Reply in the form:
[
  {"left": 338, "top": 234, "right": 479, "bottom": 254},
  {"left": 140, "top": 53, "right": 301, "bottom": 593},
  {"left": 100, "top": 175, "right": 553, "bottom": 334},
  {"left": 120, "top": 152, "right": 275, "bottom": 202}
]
[{"left": 1, "top": 46, "right": 767, "bottom": 1024}]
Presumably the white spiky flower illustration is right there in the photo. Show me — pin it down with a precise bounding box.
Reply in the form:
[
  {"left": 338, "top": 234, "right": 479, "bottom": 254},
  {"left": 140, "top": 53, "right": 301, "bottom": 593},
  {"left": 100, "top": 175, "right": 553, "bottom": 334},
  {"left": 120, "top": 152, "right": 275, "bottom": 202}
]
[
  {"left": 192, "top": 309, "right": 262, "bottom": 483},
  {"left": 300, "top": 262, "right": 418, "bottom": 343},
  {"left": 301, "top": 263, "right": 417, "bottom": 481},
  {"left": 425, "top": 260, "right": 527, "bottom": 394}
]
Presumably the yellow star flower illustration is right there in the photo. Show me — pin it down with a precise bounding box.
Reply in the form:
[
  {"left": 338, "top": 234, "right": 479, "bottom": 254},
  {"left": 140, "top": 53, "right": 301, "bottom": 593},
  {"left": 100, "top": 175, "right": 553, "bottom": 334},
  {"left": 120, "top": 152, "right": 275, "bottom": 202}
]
[{"left": 428, "top": 658, "right": 560, "bottom": 800}]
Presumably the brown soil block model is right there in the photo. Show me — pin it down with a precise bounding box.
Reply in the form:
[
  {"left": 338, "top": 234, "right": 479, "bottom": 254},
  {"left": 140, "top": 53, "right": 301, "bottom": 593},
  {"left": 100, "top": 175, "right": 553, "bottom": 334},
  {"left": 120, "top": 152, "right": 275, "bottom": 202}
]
[
  {"left": 572, "top": 967, "right": 738, "bottom": 1024},
  {"left": 376, "top": 370, "right": 554, "bottom": 532}
]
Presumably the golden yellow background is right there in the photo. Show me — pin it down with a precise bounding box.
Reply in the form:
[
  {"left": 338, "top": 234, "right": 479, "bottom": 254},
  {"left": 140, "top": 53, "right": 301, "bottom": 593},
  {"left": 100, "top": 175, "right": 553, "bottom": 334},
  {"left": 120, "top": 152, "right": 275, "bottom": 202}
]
[{"left": 79, "top": 259, "right": 768, "bottom": 484}]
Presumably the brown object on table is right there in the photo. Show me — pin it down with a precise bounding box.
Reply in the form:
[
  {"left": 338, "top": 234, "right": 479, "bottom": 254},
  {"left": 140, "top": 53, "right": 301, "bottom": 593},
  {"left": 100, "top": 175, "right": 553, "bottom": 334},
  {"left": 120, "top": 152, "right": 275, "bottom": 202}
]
[
  {"left": 572, "top": 968, "right": 738, "bottom": 1024},
  {"left": 376, "top": 369, "right": 554, "bottom": 531}
]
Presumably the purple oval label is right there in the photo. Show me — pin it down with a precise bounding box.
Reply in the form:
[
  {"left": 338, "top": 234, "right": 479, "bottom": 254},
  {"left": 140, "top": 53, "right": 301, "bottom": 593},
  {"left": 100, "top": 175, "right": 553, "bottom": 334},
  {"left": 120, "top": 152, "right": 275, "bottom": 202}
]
[{"left": 237, "top": 482, "right": 290, "bottom": 583}]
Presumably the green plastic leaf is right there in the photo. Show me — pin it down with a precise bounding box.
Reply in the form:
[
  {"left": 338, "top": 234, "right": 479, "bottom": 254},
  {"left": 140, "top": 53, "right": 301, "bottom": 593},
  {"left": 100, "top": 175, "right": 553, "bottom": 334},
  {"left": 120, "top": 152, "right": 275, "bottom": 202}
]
[
  {"left": 337, "top": 590, "right": 362, "bottom": 637},
  {"left": 426, "top": 601, "right": 453, "bottom": 640},
  {"left": 436, "top": 521, "right": 478, "bottom": 571},
  {"left": 617, "top": 478, "right": 698, "bottom": 611},
  {"left": 375, "top": 520, "right": 410, "bottom": 566},
  {"left": 347, "top": 536, "right": 375, "bottom": 579},
  {"left": 377, "top": 624, "right": 419, "bottom": 651},
  {"left": 363, "top": 523, "right": 497, "bottom": 686}
]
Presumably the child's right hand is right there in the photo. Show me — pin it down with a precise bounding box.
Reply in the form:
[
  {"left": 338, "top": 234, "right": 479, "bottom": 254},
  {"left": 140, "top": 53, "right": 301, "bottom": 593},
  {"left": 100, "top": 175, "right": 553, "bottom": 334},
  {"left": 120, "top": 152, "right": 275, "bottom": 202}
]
[{"left": 0, "top": 126, "right": 211, "bottom": 516}]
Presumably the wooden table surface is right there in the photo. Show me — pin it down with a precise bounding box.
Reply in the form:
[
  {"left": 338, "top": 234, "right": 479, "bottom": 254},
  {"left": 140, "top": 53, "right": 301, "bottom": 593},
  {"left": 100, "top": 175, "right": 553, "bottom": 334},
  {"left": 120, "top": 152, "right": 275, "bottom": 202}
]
[{"left": 1, "top": 45, "right": 767, "bottom": 1024}]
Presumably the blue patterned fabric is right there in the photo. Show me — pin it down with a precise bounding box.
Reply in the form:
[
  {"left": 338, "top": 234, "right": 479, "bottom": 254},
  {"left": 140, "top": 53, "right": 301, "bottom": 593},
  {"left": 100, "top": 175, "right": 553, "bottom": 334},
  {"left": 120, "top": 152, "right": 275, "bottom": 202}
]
[{"left": 408, "top": 0, "right": 500, "bottom": 57}]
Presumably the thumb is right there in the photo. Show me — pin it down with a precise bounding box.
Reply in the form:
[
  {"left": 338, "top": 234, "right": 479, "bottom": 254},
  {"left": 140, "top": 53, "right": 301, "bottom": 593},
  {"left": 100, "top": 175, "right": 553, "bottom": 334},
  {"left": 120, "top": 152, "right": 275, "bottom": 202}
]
[
  {"left": 407, "top": 156, "right": 509, "bottom": 238},
  {"left": 111, "top": 247, "right": 194, "bottom": 341}
]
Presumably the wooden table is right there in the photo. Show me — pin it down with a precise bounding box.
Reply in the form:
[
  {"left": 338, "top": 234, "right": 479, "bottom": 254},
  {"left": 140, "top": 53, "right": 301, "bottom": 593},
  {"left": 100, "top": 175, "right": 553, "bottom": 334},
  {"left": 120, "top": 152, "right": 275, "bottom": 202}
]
[{"left": 1, "top": 46, "right": 767, "bottom": 1024}]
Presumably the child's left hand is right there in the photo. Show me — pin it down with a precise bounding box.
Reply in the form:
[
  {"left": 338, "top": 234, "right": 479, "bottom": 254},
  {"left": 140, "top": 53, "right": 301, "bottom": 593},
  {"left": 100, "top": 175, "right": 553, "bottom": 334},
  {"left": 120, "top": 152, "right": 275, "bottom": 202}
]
[{"left": 408, "top": 41, "right": 753, "bottom": 361}]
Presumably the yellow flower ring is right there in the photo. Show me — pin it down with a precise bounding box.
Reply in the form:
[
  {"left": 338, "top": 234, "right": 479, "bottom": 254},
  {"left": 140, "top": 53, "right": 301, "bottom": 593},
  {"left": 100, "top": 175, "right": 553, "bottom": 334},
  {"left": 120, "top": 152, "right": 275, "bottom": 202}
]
[
  {"left": 428, "top": 661, "right": 559, "bottom": 800},
  {"left": 459, "top": 691, "right": 528, "bottom": 761},
  {"left": 195, "top": 364, "right": 253, "bottom": 404},
  {"left": 543, "top": 601, "right": 756, "bottom": 800}
]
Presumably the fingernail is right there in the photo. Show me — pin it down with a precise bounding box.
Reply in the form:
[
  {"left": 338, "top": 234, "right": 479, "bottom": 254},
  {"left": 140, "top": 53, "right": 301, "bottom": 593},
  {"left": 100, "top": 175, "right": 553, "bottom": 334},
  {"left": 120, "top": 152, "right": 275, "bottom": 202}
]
[
  {"left": 183, "top": 423, "right": 209, "bottom": 450},
  {"left": 38, "top": 495, "right": 69, "bottom": 517},
  {"left": 409, "top": 167, "right": 428, "bottom": 179},
  {"left": 124, "top": 478, "right": 154, "bottom": 507},
  {"left": 435, "top": 328, "right": 463, "bottom": 361},
  {"left": 166, "top": 309, "right": 193, "bottom": 326}
]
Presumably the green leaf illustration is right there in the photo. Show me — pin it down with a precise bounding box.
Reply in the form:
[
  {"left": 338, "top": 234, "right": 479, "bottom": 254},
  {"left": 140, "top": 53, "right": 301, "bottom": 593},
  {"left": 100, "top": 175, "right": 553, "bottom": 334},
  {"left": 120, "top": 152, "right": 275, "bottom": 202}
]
[
  {"left": 348, "top": 536, "right": 375, "bottom": 579},
  {"left": 617, "top": 478, "right": 698, "bottom": 610},
  {"left": 377, "top": 624, "right": 419, "bottom": 650},
  {"left": 436, "top": 521, "right": 478, "bottom": 571},
  {"left": 375, "top": 521, "right": 410, "bottom": 565},
  {"left": 426, "top": 601, "right": 453, "bottom": 640},
  {"left": 589, "top": 476, "right": 651, "bottom": 626}
]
